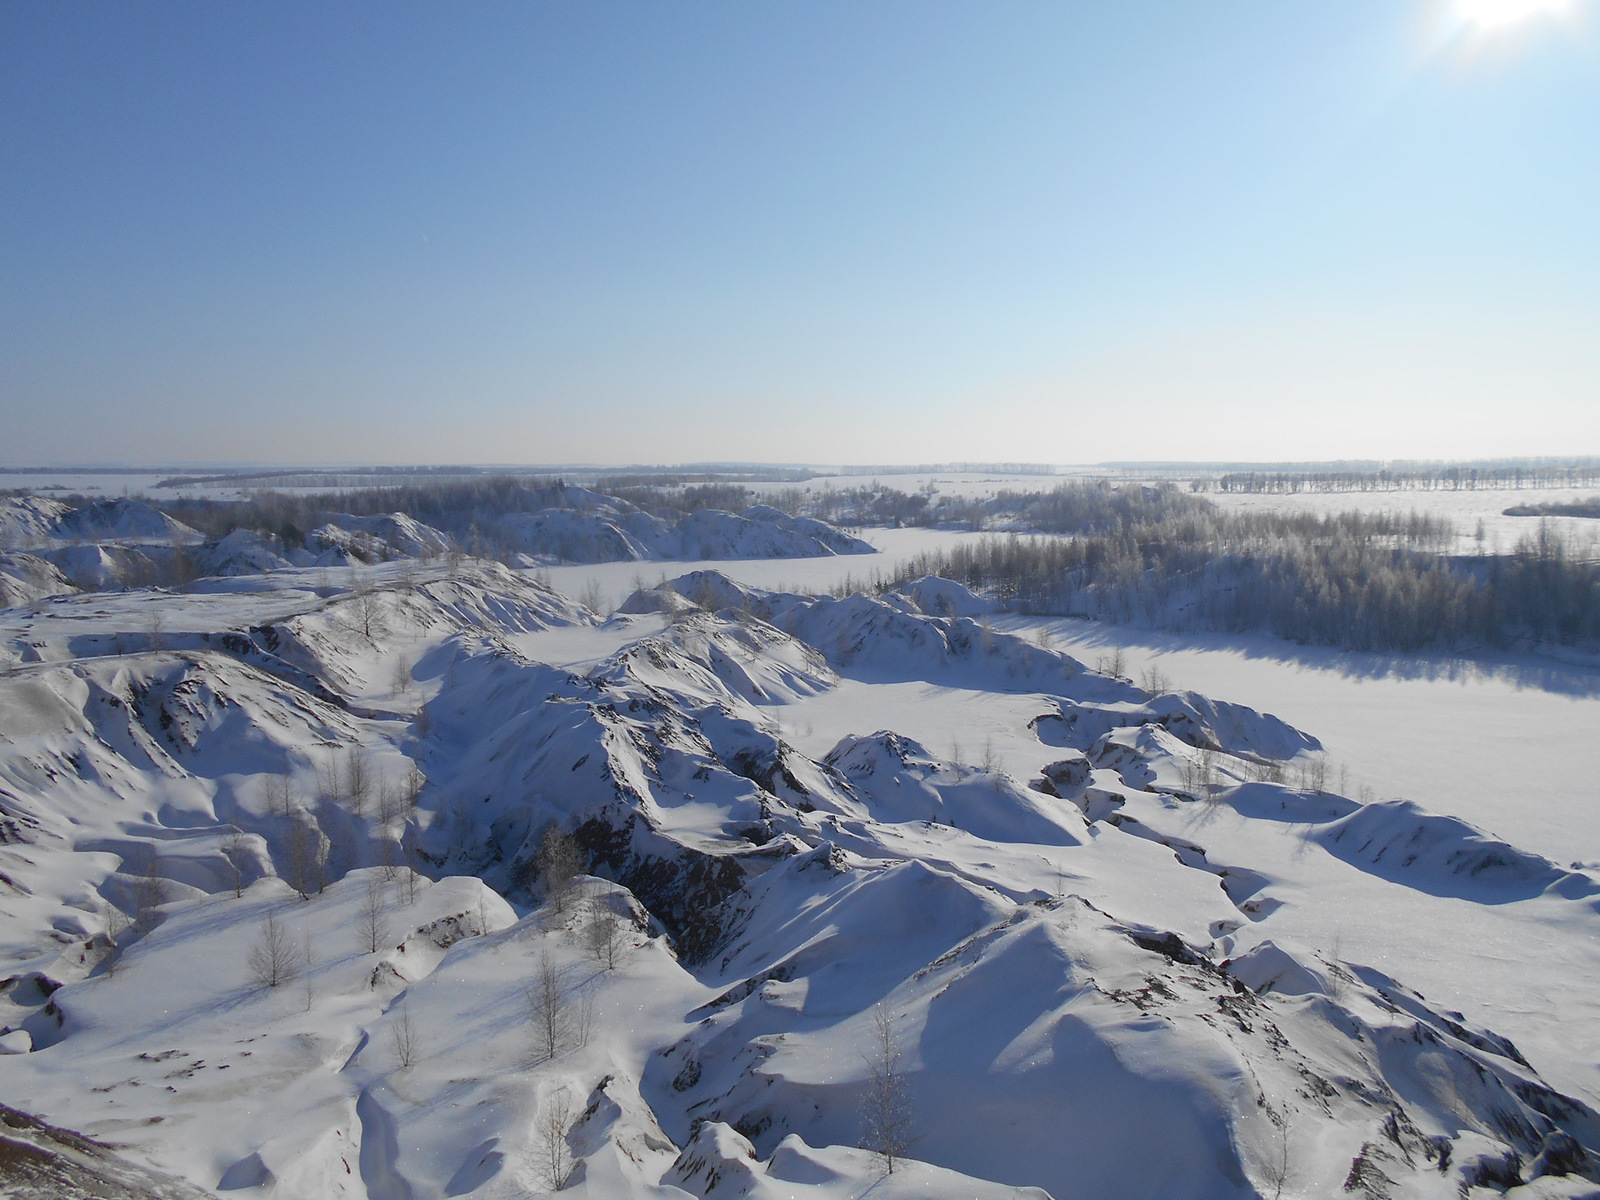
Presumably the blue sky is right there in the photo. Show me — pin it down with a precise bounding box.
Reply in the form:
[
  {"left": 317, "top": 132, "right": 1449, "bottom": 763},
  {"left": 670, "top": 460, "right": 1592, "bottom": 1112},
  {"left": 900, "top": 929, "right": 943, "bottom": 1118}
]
[{"left": 2, "top": 1, "right": 1596, "bottom": 465}]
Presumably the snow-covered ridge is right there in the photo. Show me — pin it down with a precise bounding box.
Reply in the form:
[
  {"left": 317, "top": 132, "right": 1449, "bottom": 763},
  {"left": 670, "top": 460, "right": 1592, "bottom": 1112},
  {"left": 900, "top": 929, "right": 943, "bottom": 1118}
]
[
  {"left": 1, "top": 562, "right": 1598, "bottom": 1199},
  {"left": 0, "top": 492, "right": 876, "bottom": 606},
  {"left": 494, "top": 493, "right": 874, "bottom": 564}
]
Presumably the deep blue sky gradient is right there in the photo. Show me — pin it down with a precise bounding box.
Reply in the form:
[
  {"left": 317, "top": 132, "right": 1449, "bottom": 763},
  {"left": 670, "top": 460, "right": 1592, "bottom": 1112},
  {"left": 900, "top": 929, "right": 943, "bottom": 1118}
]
[{"left": 2, "top": 2, "right": 1596, "bottom": 463}]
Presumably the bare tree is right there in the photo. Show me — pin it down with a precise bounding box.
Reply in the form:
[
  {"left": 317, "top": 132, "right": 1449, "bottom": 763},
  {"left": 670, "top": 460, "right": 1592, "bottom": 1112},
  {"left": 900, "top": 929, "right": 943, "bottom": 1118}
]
[
  {"left": 1299, "top": 754, "right": 1328, "bottom": 795},
  {"left": 1032, "top": 625, "right": 1054, "bottom": 650},
  {"left": 359, "top": 876, "right": 391, "bottom": 954},
  {"left": 979, "top": 737, "right": 999, "bottom": 774},
  {"left": 286, "top": 813, "right": 325, "bottom": 898},
  {"left": 525, "top": 950, "right": 566, "bottom": 1064},
  {"left": 1261, "top": 1105, "right": 1297, "bottom": 1200},
  {"left": 403, "top": 837, "right": 424, "bottom": 905},
  {"left": 222, "top": 826, "right": 249, "bottom": 898},
  {"left": 1182, "top": 750, "right": 1220, "bottom": 809},
  {"left": 378, "top": 831, "right": 400, "bottom": 883},
  {"left": 373, "top": 777, "right": 401, "bottom": 882},
  {"left": 584, "top": 901, "right": 629, "bottom": 971},
  {"left": 1096, "top": 647, "right": 1128, "bottom": 680},
  {"left": 390, "top": 1002, "right": 419, "bottom": 1069},
  {"left": 247, "top": 910, "right": 302, "bottom": 989},
  {"left": 1323, "top": 935, "right": 1351, "bottom": 1003},
  {"left": 524, "top": 949, "right": 589, "bottom": 1063},
  {"left": 1140, "top": 662, "right": 1170, "bottom": 695},
  {"left": 537, "top": 826, "right": 582, "bottom": 914},
  {"left": 377, "top": 775, "right": 400, "bottom": 826},
  {"left": 264, "top": 773, "right": 295, "bottom": 819},
  {"left": 577, "top": 577, "right": 606, "bottom": 617},
  {"left": 390, "top": 656, "right": 412, "bottom": 696},
  {"left": 345, "top": 748, "right": 372, "bottom": 818},
  {"left": 1250, "top": 757, "right": 1287, "bottom": 786},
  {"left": 102, "top": 905, "right": 131, "bottom": 978},
  {"left": 860, "top": 1004, "right": 912, "bottom": 1177},
  {"left": 348, "top": 574, "right": 388, "bottom": 642},
  {"left": 134, "top": 856, "right": 167, "bottom": 933},
  {"left": 536, "top": 1086, "right": 576, "bottom": 1191},
  {"left": 401, "top": 766, "right": 424, "bottom": 820},
  {"left": 300, "top": 940, "right": 315, "bottom": 1012},
  {"left": 317, "top": 750, "right": 343, "bottom": 808}
]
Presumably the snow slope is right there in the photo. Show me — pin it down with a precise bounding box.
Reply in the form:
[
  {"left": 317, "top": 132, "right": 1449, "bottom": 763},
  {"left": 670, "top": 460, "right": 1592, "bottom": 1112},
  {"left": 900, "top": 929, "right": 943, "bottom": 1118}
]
[
  {"left": 495, "top": 497, "right": 874, "bottom": 564},
  {"left": 2, "top": 562, "right": 1599, "bottom": 1199}
]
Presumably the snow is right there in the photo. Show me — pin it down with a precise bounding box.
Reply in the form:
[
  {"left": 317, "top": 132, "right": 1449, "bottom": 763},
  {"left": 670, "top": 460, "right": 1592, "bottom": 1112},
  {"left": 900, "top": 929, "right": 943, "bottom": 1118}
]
[
  {"left": 494, "top": 499, "right": 874, "bottom": 565},
  {"left": 1204, "top": 485, "right": 1600, "bottom": 561},
  {"left": 2, "top": 556, "right": 1599, "bottom": 1199}
]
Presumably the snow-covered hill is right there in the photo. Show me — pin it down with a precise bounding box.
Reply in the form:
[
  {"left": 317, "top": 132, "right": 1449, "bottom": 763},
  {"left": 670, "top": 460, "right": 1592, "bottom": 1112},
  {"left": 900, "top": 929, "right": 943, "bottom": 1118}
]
[
  {"left": 0, "top": 493, "right": 874, "bottom": 601},
  {"left": 1, "top": 562, "right": 1597, "bottom": 1199},
  {"left": 495, "top": 494, "right": 874, "bottom": 564}
]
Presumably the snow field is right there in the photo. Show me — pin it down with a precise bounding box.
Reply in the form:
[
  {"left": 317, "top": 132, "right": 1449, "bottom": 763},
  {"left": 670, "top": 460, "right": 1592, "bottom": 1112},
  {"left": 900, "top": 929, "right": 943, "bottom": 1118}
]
[{"left": 2, "top": 559, "right": 1599, "bottom": 1198}]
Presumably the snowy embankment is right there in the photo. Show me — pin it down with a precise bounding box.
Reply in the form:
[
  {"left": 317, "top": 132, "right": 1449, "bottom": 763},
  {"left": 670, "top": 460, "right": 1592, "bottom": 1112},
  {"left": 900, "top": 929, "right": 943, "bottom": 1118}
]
[
  {"left": 0, "top": 492, "right": 876, "bottom": 606},
  {"left": 1, "top": 561, "right": 1598, "bottom": 1198}
]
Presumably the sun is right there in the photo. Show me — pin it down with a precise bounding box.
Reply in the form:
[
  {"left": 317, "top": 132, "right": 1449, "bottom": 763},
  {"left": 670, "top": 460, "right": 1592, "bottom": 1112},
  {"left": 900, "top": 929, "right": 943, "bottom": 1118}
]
[{"left": 1457, "top": 0, "right": 1571, "bottom": 29}]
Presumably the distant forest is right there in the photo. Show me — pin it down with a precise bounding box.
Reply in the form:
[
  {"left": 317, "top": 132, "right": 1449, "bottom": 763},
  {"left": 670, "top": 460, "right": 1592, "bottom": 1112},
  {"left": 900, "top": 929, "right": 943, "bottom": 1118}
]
[
  {"left": 871, "top": 483, "right": 1599, "bottom": 652},
  {"left": 131, "top": 474, "right": 1600, "bottom": 652},
  {"left": 158, "top": 477, "right": 761, "bottom": 555},
  {"left": 1206, "top": 459, "right": 1600, "bottom": 494}
]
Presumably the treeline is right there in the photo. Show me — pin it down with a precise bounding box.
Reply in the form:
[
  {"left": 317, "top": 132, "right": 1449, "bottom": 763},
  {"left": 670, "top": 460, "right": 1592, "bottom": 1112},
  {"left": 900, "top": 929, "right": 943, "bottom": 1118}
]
[
  {"left": 155, "top": 476, "right": 801, "bottom": 559},
  {"left": 158, "top": 473, "right": 838, "bottom": 548},
  {"left": 798, "top": 479, "right": 1198, "bottom": 531},
  {"left": 884, "top": 510, "right": 1600, "bottom": 652},
  {"left": 160, "top": 477, "right": 571, "bottom": 547},
  {"left": 1505, "top": 499, "right": 1600, "bottom": 520},
  {"left": 1210, "top": 459, "right": 1600, "bottom": 494}
]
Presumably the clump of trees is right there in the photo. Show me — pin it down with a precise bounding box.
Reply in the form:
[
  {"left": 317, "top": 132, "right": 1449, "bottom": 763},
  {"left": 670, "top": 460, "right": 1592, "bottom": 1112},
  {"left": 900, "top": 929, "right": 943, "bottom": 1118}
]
[
  {"left": 881, "top": 505, "right": 1600, "bottom": 653},
  {"left": 860, "top": 1004, "right": 912, "bottom": 1176},
  {"left": 246, "top": 909, "right": 305, "bottom": 989},
  {"left": 536, "top": 826, "right": 582, "bottom": 913},
  {"left": 525, "top": 949, "right": 593, "bottom": 1063}
]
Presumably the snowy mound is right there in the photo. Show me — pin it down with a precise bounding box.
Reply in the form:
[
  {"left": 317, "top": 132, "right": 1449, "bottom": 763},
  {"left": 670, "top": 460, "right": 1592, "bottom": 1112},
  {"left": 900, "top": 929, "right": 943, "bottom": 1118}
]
[
  {"left": 891, "top": 574, "right": 997, "bottom": 617},
  {"left": 3, "top": 563, "right": 1600, "bottom": 1200},
  {"left": 197, "top": 528, "right": 293, "bottom": 577},
  {"left": 740, "top": 504, "right": 873, "bottom": 554},
  {"left": 628, "top": 571, "right": 1089, "bottom": 694},
  {"left": 498, "top": 499, "right": 873, "bottom": 564},
  {"left": 38, "top": 542, "right": 176, "bottom": 591},
  {"left": 1315, "top": 798, "right": 1595, "bottom": 901},
  {"left": 825, "top": 732, "right": 1082, "bottom": 845},
  {"left": 0, "top": 495, "right": 73, "bottom": 547},
  {"left": 53, "top": 498, "right": 199, "bottom": 546},
  {"left": 497, "top": 507, "right": 652, "bottom": 563},
  {"left": 0, "top": 552, "right": 77, "bottom": 609},
  {"left": 1031, "top": 690, "right": 1320, "bottom": 761},
  {"left": 324, "top": 511, "right": 453, "bottom": 559},
  {"left": 632, "top": 611, "right": 838, "bottom": 706}
]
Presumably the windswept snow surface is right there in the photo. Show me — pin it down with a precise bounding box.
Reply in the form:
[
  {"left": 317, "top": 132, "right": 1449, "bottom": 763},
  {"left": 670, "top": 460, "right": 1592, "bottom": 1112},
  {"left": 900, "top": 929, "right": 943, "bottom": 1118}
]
[{"left": 2, "top": 560, "right": 1599, "bottom": 1199}]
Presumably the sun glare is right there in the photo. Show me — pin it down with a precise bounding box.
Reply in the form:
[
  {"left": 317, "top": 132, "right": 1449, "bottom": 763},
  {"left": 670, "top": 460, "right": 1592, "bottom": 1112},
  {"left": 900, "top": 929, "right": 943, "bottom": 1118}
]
[{"left": 1457, "top": 0, "right": 1570, "bottom": 29}]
